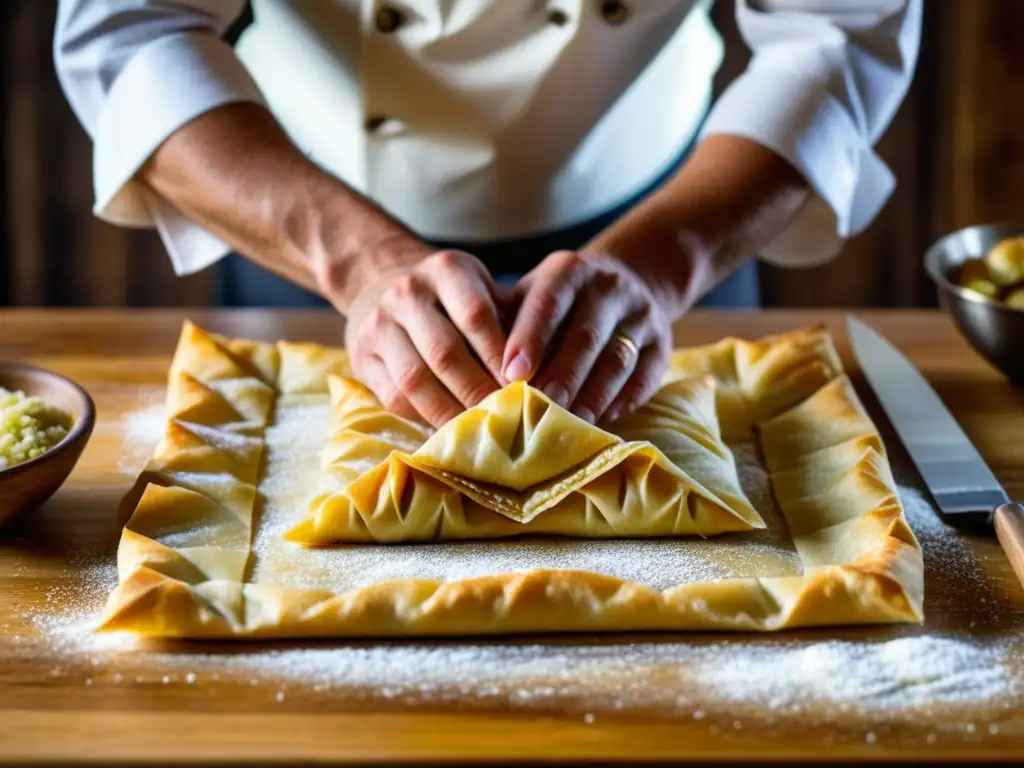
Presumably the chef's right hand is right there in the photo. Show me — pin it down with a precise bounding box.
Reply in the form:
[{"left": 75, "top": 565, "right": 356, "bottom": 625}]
[{"left": 343, "top": 250, "right": 509, "bottom": 427}]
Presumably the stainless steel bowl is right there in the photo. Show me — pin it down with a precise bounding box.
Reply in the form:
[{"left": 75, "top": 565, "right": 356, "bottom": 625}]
[{"left": 925, "top": 221, "right": 1024, "bottom": 382}]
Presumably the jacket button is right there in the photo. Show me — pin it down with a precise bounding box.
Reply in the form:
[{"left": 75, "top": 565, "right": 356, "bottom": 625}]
[
  {"left": 547, "top": 8, "right": 569, "bottom": 26},
  {"left": 375, "top": 5, "right": 404, "bottom": 33},
  {"left": 600, "top": 0, "right": 628, "bottom": 25}
]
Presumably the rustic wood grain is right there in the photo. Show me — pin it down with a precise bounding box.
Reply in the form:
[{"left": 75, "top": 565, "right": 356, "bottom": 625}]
[
  {"left": 928, "top": 0, "right": 1024, "bottom": 235},
  {"left": 2, "top": 0, "right": 216, "bottom": 308},
  {"left": 0, "top": 309, "right": 1022, "bottom": 763}
]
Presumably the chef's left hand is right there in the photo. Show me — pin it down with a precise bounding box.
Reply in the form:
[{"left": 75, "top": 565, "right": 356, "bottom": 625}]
[{"left": 501, "top": 251, "right": 671, "bottom": 425}]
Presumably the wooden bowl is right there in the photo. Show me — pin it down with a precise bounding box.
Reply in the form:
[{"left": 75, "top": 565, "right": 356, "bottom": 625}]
[{"left": 0, "top": 363, "right": 95, "bottom": 527}]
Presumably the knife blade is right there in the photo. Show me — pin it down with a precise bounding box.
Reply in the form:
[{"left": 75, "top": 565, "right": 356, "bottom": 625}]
[
  {"left": 846, "top": 315, "right": 1024, "bottom": 590},
  {"left": 846, "top": 315, "right": 1007, "bottom": 528}
]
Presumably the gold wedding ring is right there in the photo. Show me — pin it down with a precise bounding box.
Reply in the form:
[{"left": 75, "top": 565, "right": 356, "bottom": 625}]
[{"left": 613, "top": 333, "right": 639, "bottom": 358}]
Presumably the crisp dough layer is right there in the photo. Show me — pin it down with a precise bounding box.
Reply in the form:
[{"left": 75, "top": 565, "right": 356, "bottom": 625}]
[
  {"left": 99, "top": 322, "right": 924, "bottom": 638},
  {"left": 285, "top": 374, "right": 762, "bottom": 544}
]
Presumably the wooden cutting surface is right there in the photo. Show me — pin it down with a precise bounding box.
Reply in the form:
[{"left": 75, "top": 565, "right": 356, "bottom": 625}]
[{"left": 1, "top": 308, "right": 1023, "bottom": 764}]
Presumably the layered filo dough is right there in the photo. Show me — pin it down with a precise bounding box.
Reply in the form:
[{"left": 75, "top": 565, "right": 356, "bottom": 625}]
[
  {"left": 99, "top": 322, "right": 924, "bottom": 639},
  {"left": 284, "top": 375, "right": 763, "bottom": 545}
]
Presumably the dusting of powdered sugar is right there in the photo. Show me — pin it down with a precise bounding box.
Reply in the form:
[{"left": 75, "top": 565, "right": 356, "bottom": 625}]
[
  {"left": 17, "top": 387, "right": 1022, "bottom": 734},
  {"left": 19, "top": 491, "right": 1024, "bottom": 731},
  {"left": 249, "top": 399, "right": 800, "bottom": 592},
  {"left": 686, "top": 635, "right": 1020, "bottom": 714},
  {"left": 21, "top": 538, "right": 1022, "bottom": 731},
  {"left": 117, "top": 397, "right": 166, "bottom": 475}
]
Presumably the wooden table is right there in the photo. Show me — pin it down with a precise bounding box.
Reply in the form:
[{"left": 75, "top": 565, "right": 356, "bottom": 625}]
[{"left": 1, "top": 309, "right": 1023, "bottom": 764}]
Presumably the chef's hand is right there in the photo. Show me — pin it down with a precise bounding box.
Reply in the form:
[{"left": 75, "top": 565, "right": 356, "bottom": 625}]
[
  {"left": 501, "top": 251, "right": 671, "bottom": 425},
  {"left": 344, "top": 250, "right": 510, "bottom": 427}
]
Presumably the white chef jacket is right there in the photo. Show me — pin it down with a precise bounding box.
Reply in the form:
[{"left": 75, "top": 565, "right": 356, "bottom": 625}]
[{"left": 54, "top": 0, "right": 921, "bottom": 277}]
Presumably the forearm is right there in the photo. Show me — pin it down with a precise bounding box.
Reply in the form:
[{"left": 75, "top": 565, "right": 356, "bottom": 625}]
[
  {"left": 585, "top": 135, "right": 810, "bottom": 317},
  {"left": 140, "top": 102, "right": 430, "bottom": 310}
]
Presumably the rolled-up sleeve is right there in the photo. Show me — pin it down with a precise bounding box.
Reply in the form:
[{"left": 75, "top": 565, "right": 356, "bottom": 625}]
[
  {"left": 54, "top": 0, "right": 263, "bottom": 274},
  {"left": 700, "top": 0, "right": 922, "bottom": 267}
]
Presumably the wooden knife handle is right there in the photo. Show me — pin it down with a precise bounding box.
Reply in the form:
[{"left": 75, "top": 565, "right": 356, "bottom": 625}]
[{"left": 994, "top": 503, "right": 1024, "bottom": 591}]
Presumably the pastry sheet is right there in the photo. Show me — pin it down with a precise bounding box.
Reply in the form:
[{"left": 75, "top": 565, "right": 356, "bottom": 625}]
[
  {"left": 99, "top": 322, "right": 924, "bottom": 638},
  {"left": 286, "top": 372, "right": 764, "bottom": 545}
]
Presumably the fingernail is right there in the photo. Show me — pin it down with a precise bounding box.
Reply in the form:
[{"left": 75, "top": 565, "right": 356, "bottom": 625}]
[
  {"left": 544, "top": 382, "right": 569, "bottom": 408},
  {"left": 576, "top": 406, "right": 596, "bottom": 424},
  {"left": 604, "top": 406, "right": 622, "bottom": 424},
  {"left": 503, "top": 352, "right": 532, "bottom": 382}
]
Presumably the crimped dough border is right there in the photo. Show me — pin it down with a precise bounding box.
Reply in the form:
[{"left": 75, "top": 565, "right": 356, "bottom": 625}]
[{"left": 99, "top": 321, "right": 924, "bottom": 638}]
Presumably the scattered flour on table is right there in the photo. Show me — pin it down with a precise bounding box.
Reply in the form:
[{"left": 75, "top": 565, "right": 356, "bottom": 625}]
[
  {"left": 22, "top": 393, "right": 1019, "bottom": 724},
  {"left": 251, "top": 401, "right": 800, "bottom": 592},
  {"left": 27, "top": 558, "right": 1022, "bottom": 722},
  {"left": 688, "top": 635, "right": 1017, "bottom": 713},
  {"left": 117, "top": 397, "right": 165, "bottom": 475}
]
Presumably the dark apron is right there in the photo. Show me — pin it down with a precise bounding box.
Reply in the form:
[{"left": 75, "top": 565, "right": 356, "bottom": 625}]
[{"left": 217, "top": 129, "right": 760, "bottom": 309}]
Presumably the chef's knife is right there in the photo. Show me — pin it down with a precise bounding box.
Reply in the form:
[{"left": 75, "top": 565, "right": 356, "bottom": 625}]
[{"left": 846, "top": 315, "right": 1024, "bottom": 590}]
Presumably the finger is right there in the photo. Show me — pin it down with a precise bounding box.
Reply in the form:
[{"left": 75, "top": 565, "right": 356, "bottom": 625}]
[
  {"left": 599, "top": 342, "right": 671, "bottom": 426},
  {"left": 388, "top": 293, "right": 500, "bottom": 408},
  {"left": 484, "top": 268, "right": 518, "bottom": 311},
  {"left": 495, "top": 272, "right": 530, "bottom": 338},
  {"left": 492, "top": 281, "right": 521, "bottom": 336},
  {"left": 504, "top": 270, "right": 532, "bottom": 309},
  {"left": 377, "top": 321, "right": 464, "bottom": 427},
  {"left": 502, "top": 252, "right": 588, "bottom": 383},
  {"left": 355, "top": 354, "right": 420, "bottom": 422},
  {"left": 427, "top": 255, "right": 509, "bottom": 384},
  {"left": 571, "top": 318, "right": 650, "bottom": 424},
  {"left": 531, "top": 273, "right": 634, "bottom": 409}
]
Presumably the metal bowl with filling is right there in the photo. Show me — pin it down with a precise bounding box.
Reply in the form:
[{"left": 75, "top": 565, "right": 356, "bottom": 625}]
[{"left": 925, "top": 222, "right": 1024, "bottom": 382}]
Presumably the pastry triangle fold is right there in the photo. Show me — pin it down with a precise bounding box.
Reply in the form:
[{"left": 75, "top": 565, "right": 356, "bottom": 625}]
[
  {"left": 415, "top": 383, "right": 619, "bottom": 491},
  {"left": 284, "top": 377, "right": 763, "bottom": 545}
]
